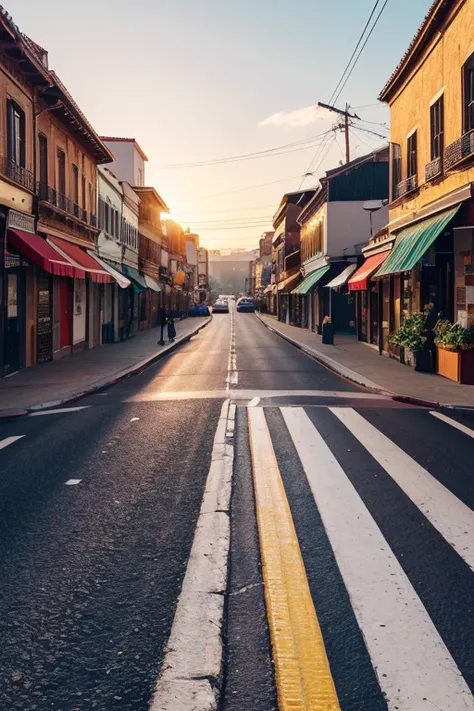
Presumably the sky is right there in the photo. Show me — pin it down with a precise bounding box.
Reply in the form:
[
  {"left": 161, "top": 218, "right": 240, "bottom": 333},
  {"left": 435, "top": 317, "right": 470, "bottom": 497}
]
[{"left": 10, "top": 0, "right": 431, "bottom": 250}]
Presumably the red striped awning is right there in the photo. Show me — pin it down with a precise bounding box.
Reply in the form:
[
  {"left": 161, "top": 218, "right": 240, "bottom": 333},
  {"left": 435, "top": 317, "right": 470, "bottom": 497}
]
[
  {"left": 348, "top": 250, "right": 391, "bottom": 291},
  {"left": 47, "top": 236, "right": 112, "bottom": 283},
  {"left": 7, "top": 229, "right": 84, "bottom": 278}
]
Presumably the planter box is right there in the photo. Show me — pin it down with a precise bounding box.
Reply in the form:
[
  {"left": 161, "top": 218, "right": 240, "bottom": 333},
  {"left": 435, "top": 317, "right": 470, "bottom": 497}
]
[{"left": 436, "top": 347, "right": 474, "bottom": 384}]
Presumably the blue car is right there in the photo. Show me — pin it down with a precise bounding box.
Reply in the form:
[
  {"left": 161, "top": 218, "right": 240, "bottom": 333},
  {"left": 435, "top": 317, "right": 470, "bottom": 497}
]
[
  {"left": 236, "top": 297, "right": 255, "bottom": 313},
  {"left": 188, "top": 304, "right": 210, "bottom": 317}
]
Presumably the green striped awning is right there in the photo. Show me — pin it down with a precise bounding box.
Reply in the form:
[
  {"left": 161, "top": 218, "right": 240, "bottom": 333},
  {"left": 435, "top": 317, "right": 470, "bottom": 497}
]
[
  {"left": 375, "top": 206, "right": 460, "bottom": 278},
  {"left": 291, "top": 265, "right": 330, "bottom": 295}
]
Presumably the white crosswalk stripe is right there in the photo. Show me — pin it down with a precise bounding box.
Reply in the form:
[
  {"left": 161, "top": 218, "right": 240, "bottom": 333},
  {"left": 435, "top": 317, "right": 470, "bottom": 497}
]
[
  {"left": 281, "top": 407, "right": 474, "bottom": 711},
  {"left": 331, "top": 406, "right": 474, "bottom": 572},
  {"left": 430, "top": 410, "right": 474, "bottom": 439}
]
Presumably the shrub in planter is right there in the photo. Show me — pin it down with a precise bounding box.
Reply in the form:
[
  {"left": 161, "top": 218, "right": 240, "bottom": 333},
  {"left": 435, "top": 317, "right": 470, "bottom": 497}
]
[
  {"left": 389, "top": 308, "right": 434, "bottom": 372},
  {"left": 434, "top": 320, "right": 474, "bottom": 384}
]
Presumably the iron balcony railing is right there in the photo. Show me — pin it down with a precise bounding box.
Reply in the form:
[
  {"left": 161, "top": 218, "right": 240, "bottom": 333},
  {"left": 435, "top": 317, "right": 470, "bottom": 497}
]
[
  {"left": 37, "top": 182, "right": 96, "bottom": 227},
  {"left": 444, "top": 129, "right": 474, "bottom": 170},
  {"left": 425, "top": 155, "right": 443, "bottom": 182},
  {"left": 397, "top": 174, "right": 418, "bottom": 197},
  {"left": 0, "top": 154, "right": 35, "bottom": 192}
]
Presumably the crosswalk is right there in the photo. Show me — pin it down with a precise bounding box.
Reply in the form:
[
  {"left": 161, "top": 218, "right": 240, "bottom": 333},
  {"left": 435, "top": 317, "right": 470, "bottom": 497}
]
[{"left": 248, "top": 405, "right": 474, "bottom": 711}]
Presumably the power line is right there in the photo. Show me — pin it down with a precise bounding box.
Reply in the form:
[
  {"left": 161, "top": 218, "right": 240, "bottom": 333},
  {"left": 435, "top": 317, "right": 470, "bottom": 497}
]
[
  {"left": 328, "top": 0, "right": 383, "bottom": 105},
  {"left": 298, "top": 130, "right": 334, "bottom": 188},
  {"left": 350, "top": 127, "right": 374, "bottom": 150},
  {"left": 356, "top": 125, "right": 389, "bottom": 140},
  {"left": 176, "top": 204, "right": 276, "bottom": 216},
  {"left": 155, "top": 130, "right": 332, "bottom": 169},
  {"left": 332, "top": 0, "right": 389, "bottom": 106}
]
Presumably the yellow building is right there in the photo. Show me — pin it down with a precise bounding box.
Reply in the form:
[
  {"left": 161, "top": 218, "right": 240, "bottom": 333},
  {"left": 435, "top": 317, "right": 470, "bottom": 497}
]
[{"left": 377, "top": 0, "right": 474, "bottom": 344}]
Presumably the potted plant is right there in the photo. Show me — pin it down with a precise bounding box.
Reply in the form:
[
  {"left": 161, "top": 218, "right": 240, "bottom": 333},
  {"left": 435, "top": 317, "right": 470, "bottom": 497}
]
[
  {"left": 389, "top": 308, "right": 434, "bottom": 372},
  {"left": 434, "top": 320, "right": 474, "bottom": 384}
]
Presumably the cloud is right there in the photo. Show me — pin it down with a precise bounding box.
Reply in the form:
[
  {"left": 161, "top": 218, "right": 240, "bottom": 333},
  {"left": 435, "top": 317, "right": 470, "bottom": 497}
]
[{"left": 258, "top": 105, "right": 334, "bottom": 128}]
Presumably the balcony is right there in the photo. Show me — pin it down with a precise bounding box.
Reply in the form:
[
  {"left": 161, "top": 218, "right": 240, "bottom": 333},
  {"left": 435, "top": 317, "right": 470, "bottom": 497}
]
[
  {"left": 444, "top": 130, "right": 474, "bottom": 170},
  {"left": 425, "top": 156, "right": 443, "bottom": 182},
  {"left": 37, "top": 182, "right": 97, "bottom": 228},
  {"left": 0, "top": 154, "right": 35, "bottom": 192},
  {"left": 397, "top": 174, "right": 418, "bottom": 198}
]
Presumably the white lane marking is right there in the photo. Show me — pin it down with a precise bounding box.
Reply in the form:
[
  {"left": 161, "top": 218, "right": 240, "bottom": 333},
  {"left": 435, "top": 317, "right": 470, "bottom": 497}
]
[
  {"left": 29, "top": 406, "right": 91, "bottom": 417},
  {"left": 150, "top": 399, "right": 234, "bottom": 710},
  {"left": 248, "top": 397, "right": 260, "bottom": 407},
  {"left": 129, "top": 417, "right": 140, "bottom": 422},
  {"left": 331, "top": 407, "right": 474, "bottom": 572},
  {"left": 0, "top": 436, "right": 25, "bottom": 451},
  {"left": 65, "top": 479, "right": 82, "bottom": 486},
  {"left": 225, "top": 305, "right": 238, "bottom": 390},
  {"left": 125, "top": 389, "right": 388, "bottom": 403},
  {"left": 282, "top": 407, "right": 474, "bottom": 711},
  {"left": 430, "top": 411, "right": 474, "bottom": 440}
]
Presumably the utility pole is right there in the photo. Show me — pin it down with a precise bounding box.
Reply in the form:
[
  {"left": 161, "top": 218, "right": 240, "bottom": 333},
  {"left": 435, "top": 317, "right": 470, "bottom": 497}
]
[{"left": 318, "top": 102, "right": 360, "bottom": 164}]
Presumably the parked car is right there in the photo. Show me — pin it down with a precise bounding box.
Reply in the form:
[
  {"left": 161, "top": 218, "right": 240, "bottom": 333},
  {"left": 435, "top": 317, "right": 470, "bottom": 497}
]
[
  {"left": 212, "top": 299, "right": 229, "bottom": 314},
  {"left": 236, "top": 297, "right": 255, "bottom": 313},
  {"left": 188, "top": 304, "right": 210, "bottom": 317}
]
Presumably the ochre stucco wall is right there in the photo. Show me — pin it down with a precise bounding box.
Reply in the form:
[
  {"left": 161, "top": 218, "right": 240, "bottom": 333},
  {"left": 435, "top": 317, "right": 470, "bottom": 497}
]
[{"left": 388, "top": 0, "right": 474, "bottom": 223}]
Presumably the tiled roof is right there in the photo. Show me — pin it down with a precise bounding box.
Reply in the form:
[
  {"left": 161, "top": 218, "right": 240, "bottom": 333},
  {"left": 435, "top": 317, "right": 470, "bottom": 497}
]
[
  {"left": 379, "top": 0, "right": 459, "bottom": 101},
  {"left": 100, "top": 136, "right": 148, "bottom": 162},
  {"left": 49, "top": 71, "right": 114, "bottom": 163}
]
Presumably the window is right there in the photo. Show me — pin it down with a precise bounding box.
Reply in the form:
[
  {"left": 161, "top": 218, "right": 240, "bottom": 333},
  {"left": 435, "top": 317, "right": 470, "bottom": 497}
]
[
  {"left": 115, "top": 210, "right": 119, "bottom": 239},
  {"left": 57, "top": 149, "right": 66, "bottom": 210},
  {"left": 407, "top": 131, "right": 417, "bottom": 179},
  {"left": 463, "top": 52, "right": 474, "bottom": 133},
  {"left": 430, "top": 96, "right": 444, "bottom": 160},
  {"left": 82, "top": 175, "right": 86, "bottom": 210},
  {"left": 38, "top": 134, "right": 48, "bottom": 197},
  {"left": 391, "top": 143, "right": 401, "bottom": 200},
  {"left": 7, "top": 100, "right": 26, "bottom": 167},
  {"left": 72, "top": 164, "right": 79, "bottom": 205},
  {"left": 105, "top": 203, "right": 110, "bottom": 234}
]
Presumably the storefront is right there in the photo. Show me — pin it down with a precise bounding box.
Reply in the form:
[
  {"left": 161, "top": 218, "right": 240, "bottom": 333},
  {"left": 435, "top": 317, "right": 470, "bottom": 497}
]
[
  {"left": 290, "top": 265, "right": 329, "bottom": 328},
  {"left": 348, "top": 249, "right": 392, "bottom": 347}
]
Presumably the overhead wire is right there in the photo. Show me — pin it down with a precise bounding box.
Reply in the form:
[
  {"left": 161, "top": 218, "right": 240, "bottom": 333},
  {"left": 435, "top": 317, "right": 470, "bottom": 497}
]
[
  {"left": 328, "top": 0, "right": 383, "bottom": 105},
  {"left": 176, "top": 174, "right": 302, "bottom": 202},
  {"left": 155, "top": 130, "right": 333, "bottom": 169},
  {"left": 332, "top": 0, "right": 389, "bottom": 106}
]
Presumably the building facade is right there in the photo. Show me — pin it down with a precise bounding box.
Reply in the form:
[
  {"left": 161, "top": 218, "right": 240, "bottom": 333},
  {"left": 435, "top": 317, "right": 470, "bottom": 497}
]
[
  {"left": 0, "top": 18, "right": 114, "bottom": 376},
  {"left": 296, "top": 148, "right": 389, "bottom": 334},
  {"left": 271, "top": 190, "right": 316, "bottom": 322},
  {"left": 376, "top": 0, "right": 474, "bottom": 357}
]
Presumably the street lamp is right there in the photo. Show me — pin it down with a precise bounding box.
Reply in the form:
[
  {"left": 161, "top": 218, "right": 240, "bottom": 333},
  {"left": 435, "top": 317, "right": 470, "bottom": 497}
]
[{"left": 362, "top": 199, "right": 387, "bottom": 236}]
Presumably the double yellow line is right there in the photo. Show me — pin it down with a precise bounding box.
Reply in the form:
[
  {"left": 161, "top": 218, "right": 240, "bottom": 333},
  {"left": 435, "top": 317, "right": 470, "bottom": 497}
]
[{"left": 248, "top": 408, "right": 340, "bottom": 711}]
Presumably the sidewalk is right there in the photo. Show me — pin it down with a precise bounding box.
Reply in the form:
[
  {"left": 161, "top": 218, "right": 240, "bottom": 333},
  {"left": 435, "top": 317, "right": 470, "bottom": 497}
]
[
  {"left": 257, "top": 313, "right": 474, "bottom": 409},
  {"left": 0, "top": 317, "right": 211, "bottom": 417}
]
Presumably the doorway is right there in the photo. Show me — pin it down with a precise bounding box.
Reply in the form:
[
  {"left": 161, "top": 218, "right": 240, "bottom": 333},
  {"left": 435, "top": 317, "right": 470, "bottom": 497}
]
[
  {"left": 59, "top": 278, "right": 71, "bottom": 349},
  {"left": 4, "top": 267, "right": 25, "bottom": 374}
]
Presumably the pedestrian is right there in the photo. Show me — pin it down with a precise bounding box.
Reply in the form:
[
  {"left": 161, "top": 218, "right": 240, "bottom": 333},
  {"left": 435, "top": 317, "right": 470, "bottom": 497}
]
[{"left": 167, "top": 316, "right": 176, "bottom": 343}]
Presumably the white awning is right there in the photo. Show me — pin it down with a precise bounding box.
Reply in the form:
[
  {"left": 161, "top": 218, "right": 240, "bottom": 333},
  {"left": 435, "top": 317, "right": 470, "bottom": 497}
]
[
  {"left": 87, "top": 251, "right": 131, "bottom": 289},
  {"left": 144, "top": 274, "right": 162, "bottom": 292},
  {"left": 325, "top": 264, "right": 357, "bottom": 289}
]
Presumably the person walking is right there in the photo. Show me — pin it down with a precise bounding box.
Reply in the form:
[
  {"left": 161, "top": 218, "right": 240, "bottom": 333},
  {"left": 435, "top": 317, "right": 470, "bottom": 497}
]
[{"left": 167, "top": 316, "right": 176, "bottom": 343}]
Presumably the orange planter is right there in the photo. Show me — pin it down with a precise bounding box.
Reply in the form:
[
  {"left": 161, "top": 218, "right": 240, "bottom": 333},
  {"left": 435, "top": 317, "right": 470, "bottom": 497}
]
[{"left": 436, "top": 347, "right": 474, "bottom": 384}]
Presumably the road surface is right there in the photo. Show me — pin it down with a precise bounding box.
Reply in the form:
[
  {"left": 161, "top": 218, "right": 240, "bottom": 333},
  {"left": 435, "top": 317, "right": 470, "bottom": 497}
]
[{"left": 0, "top": 306, "right": 473, "bottom": 711}]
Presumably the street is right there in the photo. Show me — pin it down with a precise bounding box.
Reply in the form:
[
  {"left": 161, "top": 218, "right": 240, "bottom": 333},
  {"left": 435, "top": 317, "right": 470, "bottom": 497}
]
[{"left": 0, "top": 308, "right": 473, "bottom": 711}]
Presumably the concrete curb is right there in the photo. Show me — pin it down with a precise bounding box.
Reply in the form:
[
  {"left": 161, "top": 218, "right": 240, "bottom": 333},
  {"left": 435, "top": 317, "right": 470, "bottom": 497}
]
[
  {"left": 255, "top": 313, "right": 445, "bottom": 409},
  {"left": 0, "top": 317, "right": 212, "bottom": 421}
]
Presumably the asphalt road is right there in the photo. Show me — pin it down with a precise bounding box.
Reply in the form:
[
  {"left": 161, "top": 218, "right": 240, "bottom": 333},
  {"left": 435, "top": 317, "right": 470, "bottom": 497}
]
[{"left": 0, "top": 309, "right": 473, "bottom": 710}]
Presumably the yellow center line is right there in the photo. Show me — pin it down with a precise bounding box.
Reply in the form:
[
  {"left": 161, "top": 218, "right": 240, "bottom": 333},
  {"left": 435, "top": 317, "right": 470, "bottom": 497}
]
[{"left": 248, "top": 408, "right": 340, "bottom": 711}]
